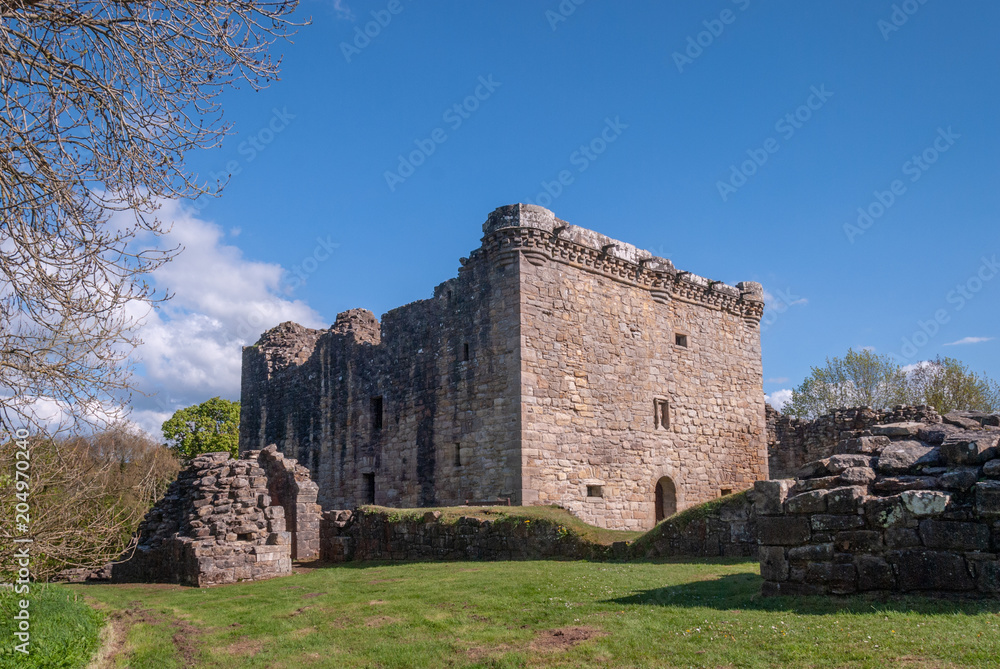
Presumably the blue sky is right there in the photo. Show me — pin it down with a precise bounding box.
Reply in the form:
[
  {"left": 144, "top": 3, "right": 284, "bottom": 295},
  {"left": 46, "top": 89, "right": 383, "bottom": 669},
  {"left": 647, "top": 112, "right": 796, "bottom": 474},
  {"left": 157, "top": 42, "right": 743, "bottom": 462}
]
[{"left": 129, "top": 0, "right": 1000, "bottom": 430}]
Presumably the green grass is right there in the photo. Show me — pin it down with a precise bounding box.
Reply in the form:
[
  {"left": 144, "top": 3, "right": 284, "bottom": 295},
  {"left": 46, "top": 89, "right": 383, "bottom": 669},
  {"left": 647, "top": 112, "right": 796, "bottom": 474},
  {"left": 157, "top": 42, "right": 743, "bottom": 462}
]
[
  {"left": 0, "top": 583, "right": 103, "bottom": 668},
  {"left": 71, "top": 559, "right": 1000, "bottom": 668},
  {"left": 362, "top": 504, "right": 644, "bottom": 546}
]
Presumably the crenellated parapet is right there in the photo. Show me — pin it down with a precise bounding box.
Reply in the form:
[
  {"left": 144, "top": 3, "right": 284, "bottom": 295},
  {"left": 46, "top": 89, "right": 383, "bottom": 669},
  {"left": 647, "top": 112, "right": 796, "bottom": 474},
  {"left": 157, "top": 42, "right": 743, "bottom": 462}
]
[{"left": 474, "top": 204, "right": 764, "bottom": 324}]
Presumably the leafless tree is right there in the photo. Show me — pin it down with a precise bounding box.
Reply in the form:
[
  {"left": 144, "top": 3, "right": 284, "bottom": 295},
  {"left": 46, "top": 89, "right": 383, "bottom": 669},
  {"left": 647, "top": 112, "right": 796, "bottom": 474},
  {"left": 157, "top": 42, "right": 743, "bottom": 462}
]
[
  {"left": 0, "top": 0, "right": 301, "bottom": 432},
  {"left": 0, "top": 424, "right": 180, "bottom": 580}
]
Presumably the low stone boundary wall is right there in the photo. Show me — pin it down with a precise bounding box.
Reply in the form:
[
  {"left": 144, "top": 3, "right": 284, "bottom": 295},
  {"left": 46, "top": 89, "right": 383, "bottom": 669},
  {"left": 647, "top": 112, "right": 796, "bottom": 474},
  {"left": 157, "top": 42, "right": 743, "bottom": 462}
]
[
  {"left": 628, "top": 491, "right": 757, "bottom": 559},
  {"left": 320, "top": 508, "right": 627, "bottom": 562},
  {"left": 757, "top": 419, "right": 1000, "bottom": 597}
]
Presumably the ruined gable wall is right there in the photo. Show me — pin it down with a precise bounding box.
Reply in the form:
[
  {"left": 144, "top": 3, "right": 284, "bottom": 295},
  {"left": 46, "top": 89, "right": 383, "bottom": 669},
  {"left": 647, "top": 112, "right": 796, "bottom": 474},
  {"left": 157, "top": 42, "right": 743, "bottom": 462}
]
[
  {"left": 239, "top": 245, "right": 522, "bottom": 511},
  {"left": 490, "top": 205, "right": 767, "bottom": 530}
]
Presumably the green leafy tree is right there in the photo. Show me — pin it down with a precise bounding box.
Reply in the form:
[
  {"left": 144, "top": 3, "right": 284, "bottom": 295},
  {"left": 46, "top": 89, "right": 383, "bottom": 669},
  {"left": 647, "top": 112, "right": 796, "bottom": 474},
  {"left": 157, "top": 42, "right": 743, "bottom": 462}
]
[
  {"left": 785, "top": 348, "right": 908, "bottom": 418},
  {"left": 906, "top": 356, "right": 1000, "bottom": 414},
  {"left": 162, "top": 397, "right": 240, "bottom": 460}
]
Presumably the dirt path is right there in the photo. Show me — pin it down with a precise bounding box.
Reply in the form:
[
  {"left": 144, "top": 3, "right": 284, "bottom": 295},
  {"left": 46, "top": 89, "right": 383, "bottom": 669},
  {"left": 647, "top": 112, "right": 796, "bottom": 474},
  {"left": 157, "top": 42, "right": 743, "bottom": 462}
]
[{"left": 84, "top": 599, "right": 203, "bottom": 668}]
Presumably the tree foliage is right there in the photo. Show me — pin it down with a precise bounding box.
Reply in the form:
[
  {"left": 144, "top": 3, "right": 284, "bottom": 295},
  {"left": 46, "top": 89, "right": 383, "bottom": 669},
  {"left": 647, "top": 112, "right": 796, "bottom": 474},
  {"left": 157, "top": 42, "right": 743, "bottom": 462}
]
[
  {"left": 162, "top": 397, "right": 240, "bottom": 460},
  {"left": 784, "top": 348, "right": 1000, "bottom": 418},
  {"left": 0, "top": 0, "right": 301, "bottom": 433},
  {"left": 0, "top": 424, "right": 179, "bottom": 580}
]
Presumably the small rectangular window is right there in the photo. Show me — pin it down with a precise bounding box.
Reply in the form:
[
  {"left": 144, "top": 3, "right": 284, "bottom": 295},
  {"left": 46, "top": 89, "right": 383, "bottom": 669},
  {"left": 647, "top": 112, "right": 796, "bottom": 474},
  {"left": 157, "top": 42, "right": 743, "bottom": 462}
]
[
  {"left": 454, "top": 443, "right": 462, "bottom": 467},
  {"left": 674, "top": 333, "right": 688, "bottom": 348},
  {"left": 586, "top": 485, "right": 603, "bottom": 498},
  {"left": 363, "top": 473, "right": 375, "bottom": 504},
  {"left": 720, "top": 488, "right": 733, "bottom": 497},
  {"left": 654, "top": 398, "right": 670, "bottom": 430},
  {"left": 370, "top": 396, "right": 383, "bottom": 431},
  {"left": 462, "top": 342, "right": 470, "bottom": 362}
]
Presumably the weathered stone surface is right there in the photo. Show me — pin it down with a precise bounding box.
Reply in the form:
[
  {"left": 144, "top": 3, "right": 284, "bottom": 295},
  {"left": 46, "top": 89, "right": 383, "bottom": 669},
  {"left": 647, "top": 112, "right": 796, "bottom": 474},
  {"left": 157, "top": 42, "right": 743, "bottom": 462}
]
[
  {"left": 788, "top": 543, "right": 834, "bottom": 562},
  {"left": 754, "top": 479, "right": 793, "bottom": 516},
  {"left": 901, "top": 490, "right": 952, "bottom": 517},
  {"left": 785, "top": 490, "right": 828, "bottom": 514},
  {"left": 825, "top": 486, "right": 867, "bottom": 514},
  {"left": 975, "top": 481, "right": 1000, "bottom": 517},
  {"left": 240, "top": 205, "right": 768, "bottom": 531},
  {"left": 937, "top": 468, "right": 980, "bottom": 492},
  {"left": 811, "top": 514, "right": 864, "bottom": 531},
  {"left": 918, "top": 424, "right": 965, "bottom": 446},
  {"left": 919, "top": 520, "right": 989, "bottom": 551},
  {"left": 872, "top": 422, "right": 925, "bottom": 438},
  {"left": 877, "top": 441, "right": 941, "bottom": 474},
  {"left": 835, "top": 435, "right": 891, "bottom": 456},
  {"left": 871, "top": 476, "right": 939, "bottom": 495},
  {"left": 758, "top": 516, "right": 811, "bottom": 545},
  {"left": 984, "top": 460, "right": 1000, "bottom": 479},
  {"left": 889, "top": 550, "right": 974, "bottom": 591},
  {"left": 856, "top": 555, "right": 894, "bottom": 591},
  {"left": 838, "top": 467, "right": 877, "bottom": 486},
  {"left": 796, "top": 454, "right": 874, "bottom": 479},
  {"left": 834, "top": 531, "right": 883, "bottom": 552},
  {"left": 943, "top": 412, "right": 984, "bottom": 430},
  {"left": 940, "top": 433, "right": 1000, "bottom": 466},
  {"left": 759, "top": 546, "right": 789, "bottom": 581},
  {"left": 885, "top": 527, "right": 920, "bottom": 548}
]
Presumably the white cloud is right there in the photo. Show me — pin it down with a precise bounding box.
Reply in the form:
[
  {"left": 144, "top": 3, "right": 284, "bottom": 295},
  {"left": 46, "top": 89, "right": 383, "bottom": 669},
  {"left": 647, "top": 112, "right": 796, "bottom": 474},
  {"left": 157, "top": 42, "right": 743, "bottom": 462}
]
[
  {"left": 765, "top": 389, "right": 793, "bottom": 411},
  {"left": 943, "top": 336, "right": 994, "bottom": 346},
  {"left": 112, "top": 201, "right": 327, "bottom": 435},
  {"left": 765, "top": 377, "right": 789, "bottom": 384}
]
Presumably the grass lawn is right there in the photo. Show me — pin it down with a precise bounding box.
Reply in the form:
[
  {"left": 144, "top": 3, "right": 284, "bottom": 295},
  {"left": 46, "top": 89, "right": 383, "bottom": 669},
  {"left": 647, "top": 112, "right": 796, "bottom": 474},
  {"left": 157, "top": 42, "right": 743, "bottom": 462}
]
[
  {"left": 69, "top": 559, "right": 1000, "bottom": 668},
  {"left": 0, "top": 583, "right": 102, "bottom": 669}
]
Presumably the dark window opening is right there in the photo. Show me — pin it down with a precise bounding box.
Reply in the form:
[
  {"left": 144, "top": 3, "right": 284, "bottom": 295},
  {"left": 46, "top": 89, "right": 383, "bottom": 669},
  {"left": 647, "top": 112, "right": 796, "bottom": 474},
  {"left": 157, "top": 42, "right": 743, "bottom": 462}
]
[
  {"left": 654, "top": 398, "right": 670, "bottom": 430},
  {"left": 447, "top": 290, "right": 452, "bottom": 300},
  {"left": 363, "top": 473, "right": 375, "bottom": 504},
  {"left": 720, "top": 488, "right": 733, "bottom": 497},
  {"left": 462, "top": 342, "right": 470, "bottom": 362},
  {"left": 675, "top": 333, "right": 688, "bottom": 348},
  {"left": 370, "top": 396, "right": 383, "bottom": 431},
  {"left": 586, "top": 485, "right": 603, "bottom": 498},
  {"left": 454, "top": 443, "right": 462, "bottom": 467}
]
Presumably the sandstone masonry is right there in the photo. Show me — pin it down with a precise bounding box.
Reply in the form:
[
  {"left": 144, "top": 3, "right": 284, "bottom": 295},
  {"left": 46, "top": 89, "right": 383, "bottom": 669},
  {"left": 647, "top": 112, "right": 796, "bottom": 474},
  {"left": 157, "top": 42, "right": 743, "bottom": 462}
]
[{"left": 240, "top": 204, "right": 768, "bottom": 530}]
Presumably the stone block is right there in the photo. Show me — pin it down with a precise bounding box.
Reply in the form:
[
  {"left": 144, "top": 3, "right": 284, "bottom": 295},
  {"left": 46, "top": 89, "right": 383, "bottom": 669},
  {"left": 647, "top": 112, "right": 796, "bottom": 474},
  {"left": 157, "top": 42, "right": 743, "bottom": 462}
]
[
  {"left": 937, "top": 468, "right": 980, "bottom": 492},
  {"left": 785, "top": 490, "right": 828, "bottom": 514},
  {"left": 973, "top": 559, "right": 1000, "bottom": 594},
  {"left": 805, "top": 562, "right": 832, "bottom": 584},
  {"left": 788, "top": 543, "right": 834, "bottom": 563},
  {"left": 835, "top": 436, "right": 890, "bottom": 455},
  {"left": 983, "top": 460, "right": 1000, "bottom": 479},
  {"left": 834, "top": 530, "right": 883, "bottom": 552},
  {"left": 975, "top": 481, "right": 1000, "bottom": 517},
  {"left": 919, "top": 520, "right": 989, "bottom": 551},
  {"left": 885, "top": 527, "right": 920, "bottom": 548},
  {"left": 943, "top": 412, "right": 983, "bottom": 430},
  {"left": 796, "top": 454, "right": 873, "bottom": 479},
  {"left": 791, "top": 476, "right": 843, "bottom": 495},
  {"left": 810, "top": 515, "right": 864, "bottom": 532},
  {"left": 889, "top": 549, "right": 974, "bottom": 591},
  {"left": 871, "top": 476, "right": 938, "bottom": 495},
  {"left": 758, "top": 516, "right": 811, "bottom": 546},
  {"left": 829, "top": 563, "right": 858, "bottom": 594},
  {"left": 900, "top": 490, "right": 951, "bottom": 517},
  {"left": 753, "top": 480, "right": 793, "bottom": 516},
  {"left": 856, "top": 555, "right": 894, "bottom": 591},
  {"left": 825, "top": 486, "right": 867, "bottom": 514},
  {"left": 877, "top": 441, "right": 941, "bottom": 474},
  {"left": 872, "top": 422, "right": 924, "bottom": 438},
  {"left": 940, "top": 433, "right": 1000, "bottom": 466},
  {"left": 838, "top": 467, "right": 877, "bottom": 486}
]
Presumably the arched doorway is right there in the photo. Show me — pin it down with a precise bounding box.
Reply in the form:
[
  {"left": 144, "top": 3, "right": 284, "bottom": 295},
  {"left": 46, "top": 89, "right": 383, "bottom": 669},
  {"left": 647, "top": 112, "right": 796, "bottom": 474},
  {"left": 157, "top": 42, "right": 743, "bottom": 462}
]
[{"left": 655, "top": 477, "right": 677, "bottom": 522}]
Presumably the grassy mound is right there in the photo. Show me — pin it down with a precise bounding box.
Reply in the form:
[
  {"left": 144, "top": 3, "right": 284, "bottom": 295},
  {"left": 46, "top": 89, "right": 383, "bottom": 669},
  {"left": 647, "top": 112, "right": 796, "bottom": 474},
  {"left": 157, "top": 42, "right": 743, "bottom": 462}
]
[
  {"left": 629, "top": 490, "right": 752, "bottom": 555},
  {"left": 0, "top": 583, "right": 102, "bottom": 668},
  {"left": 359, "top": 504, "right": 643, "bottom": 546}
]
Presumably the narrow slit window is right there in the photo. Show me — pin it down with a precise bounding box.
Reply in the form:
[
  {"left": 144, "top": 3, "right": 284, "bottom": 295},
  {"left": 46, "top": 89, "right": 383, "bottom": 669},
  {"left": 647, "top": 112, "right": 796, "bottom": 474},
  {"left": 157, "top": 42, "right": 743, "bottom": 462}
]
[
  {"left": 586, "top": 485, "right": 603, "bottom": 498},
  {"left": 454, "top": 443, "right": 462, "bottom": 467},
  {"left": 370, "top": 396, "right": 383, "bottom": 431},
  {"left": 363, "top": 473, "right": 375, "bottom": 504},
  {"left": 462, "top": 342, "right": 470, "bottom": 362},
  {"left": 720, "top": 488, "right": 733, "bottom": 497},
  {"left": 654, "top": 398, "right": 670, "bottom": 430},
  {"left": 674, "top": 333, "right": 688, "bottom": 348}
]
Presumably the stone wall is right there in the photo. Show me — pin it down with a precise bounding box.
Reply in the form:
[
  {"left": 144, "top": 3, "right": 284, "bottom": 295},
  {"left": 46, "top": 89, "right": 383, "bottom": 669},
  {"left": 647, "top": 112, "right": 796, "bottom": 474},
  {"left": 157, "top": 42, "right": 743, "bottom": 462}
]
[
  {"left": 112, "top": 452, "right": 292, "bottom": 587},
  {"left": 628, "top": 491, "right": 758, "bottom": 559},
  {"left": 767, "top": 404, "right": 943, "bottom": 479},
  {"left": 254, "top": 445, "right": 321, "bottom": 560},
  {"left": 757, "top": 416, "right": 1000, "bottom": 597},
  {"left": 240, "top": 204, "right": 766, "bottom": 530},
  {"left": 318, "top": 507, "right": 625, "bottom": 563}
]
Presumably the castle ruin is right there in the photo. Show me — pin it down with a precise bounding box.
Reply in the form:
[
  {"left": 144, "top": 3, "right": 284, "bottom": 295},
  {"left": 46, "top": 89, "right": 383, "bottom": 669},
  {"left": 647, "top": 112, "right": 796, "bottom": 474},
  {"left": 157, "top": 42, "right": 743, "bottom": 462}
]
[{"left": 239, "top": 204, "right": 768, "bottom": 530}]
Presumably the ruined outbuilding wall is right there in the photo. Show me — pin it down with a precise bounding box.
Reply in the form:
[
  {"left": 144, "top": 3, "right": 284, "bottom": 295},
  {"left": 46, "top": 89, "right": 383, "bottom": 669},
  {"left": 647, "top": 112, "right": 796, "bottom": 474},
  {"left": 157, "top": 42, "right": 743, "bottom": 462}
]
[
  {"left": 757, "top": 417, "right": 1000, "bottom": 597},
  {"left": 240, "top": 204, "right": 767, "bottom": 530},
  {"left": 112, "top": 452, "right": 292, "bottom": 587},
  {"left": 767, "top": 404, "right": 943, "bottom": 479}
]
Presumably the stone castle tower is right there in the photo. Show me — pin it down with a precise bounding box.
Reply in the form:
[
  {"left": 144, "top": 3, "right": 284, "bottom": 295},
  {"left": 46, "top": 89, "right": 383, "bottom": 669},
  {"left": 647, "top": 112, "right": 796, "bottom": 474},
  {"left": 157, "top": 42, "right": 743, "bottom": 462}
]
[{"left": 239, "top": 204, "right": 768, "bottom": 530}]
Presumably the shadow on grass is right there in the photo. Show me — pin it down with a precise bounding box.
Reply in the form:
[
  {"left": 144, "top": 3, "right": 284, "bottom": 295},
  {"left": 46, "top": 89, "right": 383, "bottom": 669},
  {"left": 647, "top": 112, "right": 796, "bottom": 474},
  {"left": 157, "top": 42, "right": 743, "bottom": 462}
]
[{"left": 607, "top": 572, "right": 1000, "bottom": 616}]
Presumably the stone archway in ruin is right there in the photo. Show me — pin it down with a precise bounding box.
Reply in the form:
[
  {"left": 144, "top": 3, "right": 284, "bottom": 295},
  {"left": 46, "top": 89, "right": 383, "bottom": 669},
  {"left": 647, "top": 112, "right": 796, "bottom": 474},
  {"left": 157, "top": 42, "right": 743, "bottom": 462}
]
[{"left": 654, "top": 476, "right": 677, "bottom": 523}]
